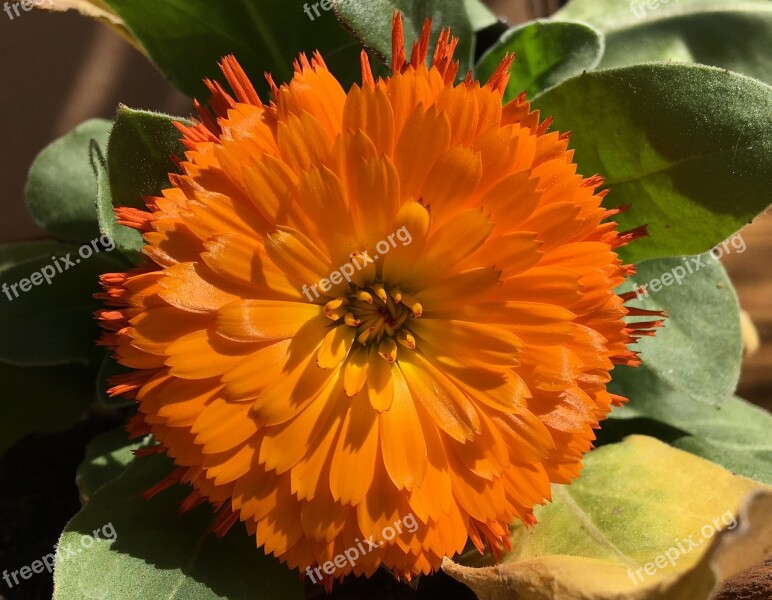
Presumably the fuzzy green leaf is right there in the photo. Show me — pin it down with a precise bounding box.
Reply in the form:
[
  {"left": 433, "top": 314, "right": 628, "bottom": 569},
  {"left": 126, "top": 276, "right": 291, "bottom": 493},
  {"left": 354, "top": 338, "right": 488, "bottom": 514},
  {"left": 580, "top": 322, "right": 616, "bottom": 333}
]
[
  {"left": 0, "top": 242, "right": 125, "bottom": 366},
  {"left": 601, "top": 254, "right": 772, "bottom": 483},
  {"left": 107, "top": 106, "right": 188, "bottom": 210},
  {"left": 555, "top": 0, "right": 772, "bottom": 85},
  {"left": 476, "top": 20, "right": 603, "bottom": 99},
  {"left": 0, "top": 241, "right": 74, "bottom": 271},
  {"left": 101, "top": 0, "right": 364, "bottom": 98},
  {"left": 91, "top": 141, "right": 145, "bottom": 258},
  {"left": 76, "top": 429, "right": 150, "bottom": 503},
  {"left": 24, "top": 119, "right": 111, "bottom": 242},
  {"left": 621, "top": 253, "right": 743, "bottom": 404},
  {"left": 55, "top": 454, "right": 305, "bottom": 600},
  {"left": 533, "top": 64, "right": 772, "bottom": 262},
  {"left": 464, "top": 0, "right": 498, "bottom": 31}
]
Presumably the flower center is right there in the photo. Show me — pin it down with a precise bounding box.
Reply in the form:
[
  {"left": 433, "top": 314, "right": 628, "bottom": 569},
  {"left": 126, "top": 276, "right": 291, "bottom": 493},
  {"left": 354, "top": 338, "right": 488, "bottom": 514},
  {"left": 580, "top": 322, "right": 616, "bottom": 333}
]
[{"left": 323, "top": 282, "right": 422, "bottom": 361}]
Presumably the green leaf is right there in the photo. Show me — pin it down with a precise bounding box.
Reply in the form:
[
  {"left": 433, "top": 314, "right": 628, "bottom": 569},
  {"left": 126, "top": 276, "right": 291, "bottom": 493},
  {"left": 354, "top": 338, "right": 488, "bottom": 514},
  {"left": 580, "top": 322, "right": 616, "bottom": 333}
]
[
  {"left": 555, "top": 0, "right": 772, "bottom": 85},
  {"left": 55, "top": 454, "right": 305, "bottom": 600},
  {"left": 0, "top": 243, "right": 125, "bottom": 366},
  {"left": 622, "top": 254, "right": 743, "bottom": 405},
  {"left": 445, "top": 436, "right": 771, "bottom": 600},
  {"left": 76, "top": 428, "right": 150, "bottom": 503},
  {"left": 335, "top": 0, "right": 475, "bottom": 75},
  {"left": 476, "top": 20, "right": 603, "bottom": 100},
  {"left": 96, "top": 355, "right": 137, "bottom": 411},
  {"left": 107, "top": 106, "right": 188, "bottom": 210},
  {"left": 598, "top": 255, "right": 772, "bottom": 483},
  {"left": 25, "top": 119, "right": 112, "bottom": 243},
  {"left": 464, "top": 0, "right": 498, "bottom": 31},
  {"left": 101, "top": 0, "right": 364, "bottom": 98},
  {"left": 0, "top": 362, "right": 95, "bottom": 457},
  {"left": 602, "top": 391, "right": 772, "bottom": 485},
  {"left": 91, "top": 141, "right": 145, "bottom": 259},
  {"left": 0, "top": 240, "right": 74, "bottom": 271},
  {"left": 532, "top": 64, "right": 772, "bottom": 262},
  {"left": 658, "top": 396, "right": 772, "bottom": 485}
]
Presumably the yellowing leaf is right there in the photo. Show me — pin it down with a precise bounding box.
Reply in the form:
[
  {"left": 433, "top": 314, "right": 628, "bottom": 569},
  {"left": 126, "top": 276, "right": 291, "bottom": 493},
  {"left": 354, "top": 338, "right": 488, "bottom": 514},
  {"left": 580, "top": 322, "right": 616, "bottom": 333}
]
[
  {"left": 39, "top": 1, "right": 144, "bottom": 52},
  {"left": 444, "top": 436, "right": 771, "bottom": 600}
]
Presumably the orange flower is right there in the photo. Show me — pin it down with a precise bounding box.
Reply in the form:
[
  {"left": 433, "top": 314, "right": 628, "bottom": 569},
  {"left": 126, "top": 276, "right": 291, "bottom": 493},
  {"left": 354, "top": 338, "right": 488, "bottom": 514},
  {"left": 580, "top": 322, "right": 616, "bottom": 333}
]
[{"left": 98, "top": 13, "right": 662, "bottom": 584}]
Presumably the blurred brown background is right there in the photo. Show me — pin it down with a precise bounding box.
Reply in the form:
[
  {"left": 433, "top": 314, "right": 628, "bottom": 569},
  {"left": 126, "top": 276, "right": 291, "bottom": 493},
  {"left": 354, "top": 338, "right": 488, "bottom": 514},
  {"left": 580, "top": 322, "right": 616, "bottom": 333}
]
[{"left": 0, "top": 1, "right": 769, "bottom": 409}]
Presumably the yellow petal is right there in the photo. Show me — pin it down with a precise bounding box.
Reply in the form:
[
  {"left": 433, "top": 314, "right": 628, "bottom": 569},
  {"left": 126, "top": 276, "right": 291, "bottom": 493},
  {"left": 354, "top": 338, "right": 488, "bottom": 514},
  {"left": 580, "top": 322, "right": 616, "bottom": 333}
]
[
  {"left": 394, "top": 105, "right": 451, "bottom": 197},
  {"left": 398, "top": 351, "right": 480, "bottom": 443},
  {"left": 343, "top": 344, "right": 370, "bottom": 397},
  {"left": 367, "top": 347, "right": 395, "bottom": 412},
  {"left": 379, "top": 365, "right": 428, "bottom": 490},
  {"left": 318, "top": 326, "right": 355, "bottom": 369},
  {"left": 329, "top": 391, "right": 380, "bottom": 505},
  {"left": 217, "top": 299, "right": 326, "bottom": 343}
]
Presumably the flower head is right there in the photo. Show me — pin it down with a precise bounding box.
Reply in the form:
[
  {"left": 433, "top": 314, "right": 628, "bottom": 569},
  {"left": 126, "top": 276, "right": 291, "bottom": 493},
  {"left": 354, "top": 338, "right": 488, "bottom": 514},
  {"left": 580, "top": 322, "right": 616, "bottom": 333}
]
[{"left": 98, "top": 13, "right": 661, "bottom": 584}]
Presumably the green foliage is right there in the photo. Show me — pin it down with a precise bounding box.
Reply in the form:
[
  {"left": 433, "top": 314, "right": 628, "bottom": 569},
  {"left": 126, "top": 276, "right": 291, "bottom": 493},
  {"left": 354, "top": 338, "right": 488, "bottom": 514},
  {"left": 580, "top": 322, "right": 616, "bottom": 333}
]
[
  {"left": 107, "top": 106, "right": 189, "bottom": 210},
  {"left": 463, "top": 0, "right": 498, "bottom": 31},
  {"left": 101, "top": 0, "right": 365, "bottom": 98},
  {"left": 600, "top": 255, "right": 772, "bottom": 483},
  {"left": 533, "top": 64, "right": 772, "bottom": 262},
  {"left": 476, "top": 20, "right": 603, "bottom": 99},
  {"left": 55, "top": 454, "right": 306, "bottom": 600},
  {"left": 92, "top": 141, "right": 145, "bottom": 258},
  {"left": 76, "top": 428, "right": 150, "bottom": 503},
  {"left": 622, "top": 255, "right": 742, "bottom": 404},
  {"left": 556, "top": 0, "right": 772, "bottom": 84},
  {"left": 25, "top": 119, "right": 111, "bottom": 242},
  {"left": 0, "top": 242, "right": 125, "bottom": 366},
  {"left": 0, "top": 362, "right": 95, "bottom": 457}
]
